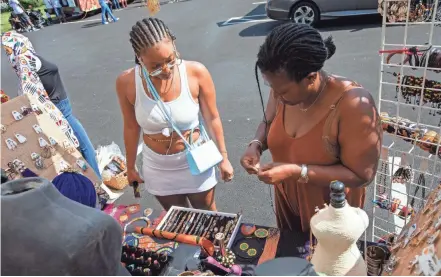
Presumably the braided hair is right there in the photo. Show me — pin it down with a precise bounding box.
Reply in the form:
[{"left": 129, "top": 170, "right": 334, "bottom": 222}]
[
  {"left": 255, "top": 22, "right": 336, "bottom": 83},
  {"left": 255, "top": 23, "right": 336, "bottom": 134},
  {"left": 129, "top": 17, "right": 176, "bottom": 65}
]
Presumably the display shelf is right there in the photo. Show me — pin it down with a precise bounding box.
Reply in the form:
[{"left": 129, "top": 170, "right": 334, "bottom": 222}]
[{"left": 372, "top": 0, "right": 441, "bottom": 244}]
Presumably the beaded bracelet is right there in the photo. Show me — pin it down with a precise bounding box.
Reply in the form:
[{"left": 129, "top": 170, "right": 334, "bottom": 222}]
[
  {"left": 123, "top": 217, "right": 151, "bottom": 241},
  {"left": 173, "top": 211, "right": 187, "bottom": 233},
  {"left": 184, "top": 213, "right": 196, "bottom": 234},
  {"left": 188, "top": 213, "right": 201, "bottom": 235},
  {"left": 178, "top": 212, "right": 192, "bottom": 233},
  {"left": 163, "top": 209, "right": 178, "bottom": 231},
  {"left": 170, "top": 211, "right": 185, "bottom": 232},
  {"left": 202, "top": 217, "right": 214, "bottom": 237},
  {"left": 195, "top": 215, "right": 208, "bottom": 236}
]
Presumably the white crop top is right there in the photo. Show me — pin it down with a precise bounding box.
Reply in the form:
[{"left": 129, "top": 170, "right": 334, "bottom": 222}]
[{"left": 134, "top": 62, "right": 200, "bottom": 135}]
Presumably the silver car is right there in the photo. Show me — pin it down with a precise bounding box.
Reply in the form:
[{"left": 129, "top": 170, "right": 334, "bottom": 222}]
[{"left": 266, "top": 0, "right": 379, "bottom": 25}]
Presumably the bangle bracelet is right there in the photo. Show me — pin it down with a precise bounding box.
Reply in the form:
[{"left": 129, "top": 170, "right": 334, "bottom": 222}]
[
  {"left": 249, "top": 139, "right": 263, "bottom": 154},
  {"left": 249, "top": 139, "right": 263, "bottom": 148},
  {"left": 248, "top": 139, "right": 263, "bottom": 148}
]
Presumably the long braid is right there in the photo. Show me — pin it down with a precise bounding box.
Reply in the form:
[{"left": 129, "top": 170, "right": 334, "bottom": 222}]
[
  {"left": 129, "top": 17, "right": 176, "bottom": 64},
  {"left": 256, "top": 23, "right": 335, "bottom": 82}
]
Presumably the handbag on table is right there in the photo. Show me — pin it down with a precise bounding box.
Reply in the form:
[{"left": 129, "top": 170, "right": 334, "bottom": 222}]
[{"left": 141, "top": 67, "right": 223, "bottom": 175}]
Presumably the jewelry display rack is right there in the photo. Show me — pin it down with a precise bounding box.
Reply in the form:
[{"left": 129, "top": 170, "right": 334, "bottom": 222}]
[{"left": 372, "top": 0, "right": 441, "bottom": 242}]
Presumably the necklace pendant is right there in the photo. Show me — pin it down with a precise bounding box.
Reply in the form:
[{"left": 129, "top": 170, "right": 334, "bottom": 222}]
[
  {"left": 300, "top": 108, "right": 308, "bottom": 112},
  {"left": 162, "top": 128, "right": 171, "bottom": 137}
]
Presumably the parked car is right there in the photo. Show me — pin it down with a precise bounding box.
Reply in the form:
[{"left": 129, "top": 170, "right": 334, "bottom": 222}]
[{"left": 265, "top": 0, "right": 379, "bottom": 25}]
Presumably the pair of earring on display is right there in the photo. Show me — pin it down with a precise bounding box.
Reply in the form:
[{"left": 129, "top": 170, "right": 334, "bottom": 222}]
[
  {"left": 31, "top": 152, "right": 40, "bottom": 161},
  {"left": 63, "top": 140, "right": 75, "bottom": 154},
  {"left": 20, "top": 106, "right": 33, "bottom": 116},
  {"left": 76, "top": 159, "right": 88, "bottom": 172},
  {"left": 427, "top": 230, "right": 440, "bottom": 245},
  {"left": 429, "top": 205, "right": 439, "bottom": 217},
  {"left": 58, "top": 160, "right": 70, "bottom": 172},
  {"left": 403, "top": 223, "right": 418, "bottom": 248},
  {"left": 14, "top": 133, "right": 27, "bottom": 144},
  {"left": 33, "top": 124, "right": 43, "bottom": 134},
  {"left": 433, "top": 190, "right": 441, "bottom": 206},
  {"left": 384, "top": 255, "right": 400, "bottom": 275},
  {"left": 433, "top": 216, "right": 441, "bottom": 230},
  {"left": 39, "top": 137, "right": 49, "bottom": 148},
  {"left": 5, "top": 138, "right": 18, "bottom": 150},
  {"left": 35, "top": 156, "right": 45, "bottom": 170},
  {"left": 45, "top": 137, "right": 57, "bottom": 146},
  {"left": 12, "top": 110, "right": 23, "bottom": 121},
  {"left": 31, "top": 104, "right": 42, "bottom": 115},
  {"left": 411, "top": 228, "right": 432, "bottom": 247}
]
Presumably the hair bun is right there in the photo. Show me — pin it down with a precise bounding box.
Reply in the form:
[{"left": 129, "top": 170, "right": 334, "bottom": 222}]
[{"left": 324, "top": 36, "right": 336, "bottom": 60}]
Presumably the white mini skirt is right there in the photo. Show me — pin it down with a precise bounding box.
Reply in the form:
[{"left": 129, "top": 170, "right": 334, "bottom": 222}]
[{"left": 141, "top": 143, "right": 218, "bottom": 196}]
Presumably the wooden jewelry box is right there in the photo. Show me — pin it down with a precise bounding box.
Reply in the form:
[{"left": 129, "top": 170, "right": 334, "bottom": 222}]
[{"left": 156, "top": 206, "right": 242, "bottom": 249}]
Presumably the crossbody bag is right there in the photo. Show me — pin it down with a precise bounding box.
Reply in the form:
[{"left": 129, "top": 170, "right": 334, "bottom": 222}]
[{"left": 142, "top": 66, "right": 223, "bottom": 175}]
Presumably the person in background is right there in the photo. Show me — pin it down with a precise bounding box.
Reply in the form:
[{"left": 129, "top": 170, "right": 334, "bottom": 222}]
[
  {"left": 45, "top": 10, "right": 54, "bottom": 25},
  {"left": 8, "top": 0, "right": 37, "bottom": 31},
  {"left": 99, "top": 0, "right": 118, "bottom": 25},
  {"left": 105, "top": 0, "right": 114, "bottom": 22},
  {"left": 9, "top": 13, "right": 26, "bottom": 32},
  {"left": 2, "top": 32, "right": 102, "bottom": 179},
  {"left": 111, "top": 0, "right": 121, "bottom": 10},
  {"left": 116, "top": 18, "right": 233, "bottom": 210},
  {"left": 120, "top": 0, "right": 127, "bottom": 9},
  {"left": 26, "top": 5, "right": 46, "bottom": 29},
  {"left": 49, "top": 0, "right": 66, "bottom": 23},
  {"left": 240, "top": 23, "right": 381, "bottom": 233}
]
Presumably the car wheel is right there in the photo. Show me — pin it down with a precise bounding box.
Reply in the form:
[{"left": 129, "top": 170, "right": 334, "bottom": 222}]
[{"left": 290, "top": 1, "right": 319, "bottom": 25}]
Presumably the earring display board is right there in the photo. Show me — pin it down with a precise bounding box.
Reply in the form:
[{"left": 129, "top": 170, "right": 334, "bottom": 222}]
[
  {"left": 373, "top": 0, "right": 441, "bottom": 275},
  {"left": 381, "top": 181, "right": 441, "bottom": 275},
  {"left": 1, "top": 94, "right": 100, "bottom": 188}
]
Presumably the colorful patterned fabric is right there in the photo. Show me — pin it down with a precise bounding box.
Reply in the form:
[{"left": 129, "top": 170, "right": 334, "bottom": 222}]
[
  {"left": 1, "top": 31, "right": 79, "bottom": 147},
  {"left": 1, "top": 90, "right": 9, "bottom": 103},
  {"left": 103, "top": 205, "right": 179, "bottom": 255}
]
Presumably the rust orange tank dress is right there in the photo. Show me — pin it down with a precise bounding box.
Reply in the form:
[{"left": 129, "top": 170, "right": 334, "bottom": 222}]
[{"left": 266, "top": 81, "right": 366, "bottom": 233}]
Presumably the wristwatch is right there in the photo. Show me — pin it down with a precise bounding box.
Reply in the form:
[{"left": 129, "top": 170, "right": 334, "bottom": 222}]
[{"left": 297, "top": 164, "right": 309, "bottom": 184}]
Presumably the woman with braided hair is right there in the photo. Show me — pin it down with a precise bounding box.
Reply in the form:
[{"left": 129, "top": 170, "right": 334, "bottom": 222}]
[
  {"left": 116, "top": 18, "right": 233, "bottom": 211},
  {"left": 240, "top": 23, "right": 382, "bottom": 233}
]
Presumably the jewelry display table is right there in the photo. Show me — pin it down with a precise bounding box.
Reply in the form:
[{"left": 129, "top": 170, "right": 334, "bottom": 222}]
[{"left": 105, "top": 204, "right": 312, "bottom": 275}]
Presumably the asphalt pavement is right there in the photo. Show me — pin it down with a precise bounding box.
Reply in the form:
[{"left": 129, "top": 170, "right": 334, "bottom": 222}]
[{"left": 2, "top": 0, "right": 441, "bottom": 239}]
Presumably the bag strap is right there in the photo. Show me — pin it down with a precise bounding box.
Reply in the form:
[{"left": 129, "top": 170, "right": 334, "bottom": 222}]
[
  {"left": 142, "top": 67, "right": 192, "bottom": 149},
  {"left": 142, "top": 66, "right": 212, "bottom": 147}
]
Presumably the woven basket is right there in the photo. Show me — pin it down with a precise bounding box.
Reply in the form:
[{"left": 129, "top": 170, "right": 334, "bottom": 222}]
[{"left": 103, "top": 170, "right": 129, "bottom": 190}]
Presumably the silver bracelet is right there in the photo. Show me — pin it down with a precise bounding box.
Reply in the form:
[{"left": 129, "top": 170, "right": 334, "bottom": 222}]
[{"left": 249, "top": 139, "right": 263, "bottom": 148}]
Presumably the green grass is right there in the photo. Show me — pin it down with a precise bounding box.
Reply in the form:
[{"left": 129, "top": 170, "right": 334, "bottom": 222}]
[{"left": 1, "top": 5, "right": 47, "bottom": 33}]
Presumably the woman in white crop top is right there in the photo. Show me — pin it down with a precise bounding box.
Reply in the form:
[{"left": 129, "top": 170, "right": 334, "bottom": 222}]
[{"left": 115, "top": 18, "right": 233, "bottom": 211}]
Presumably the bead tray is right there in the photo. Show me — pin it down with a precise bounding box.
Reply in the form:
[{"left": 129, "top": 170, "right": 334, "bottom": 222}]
[{"left": 156, "top": 206, "right": 242, "bottom": 249}]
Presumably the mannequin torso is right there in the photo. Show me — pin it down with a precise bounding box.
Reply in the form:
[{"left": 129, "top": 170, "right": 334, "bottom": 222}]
[{"left": 310, "top": 202, "right": 368, "bottom": 276}]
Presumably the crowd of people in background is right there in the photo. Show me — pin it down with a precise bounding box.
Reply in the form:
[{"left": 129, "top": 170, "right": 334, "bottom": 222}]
[
  {"left": 6, "top": 0, "right": 124, "bottom": 32},
  {"left": 8, "top": 0, "right": 41, "bottom": 32}
]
